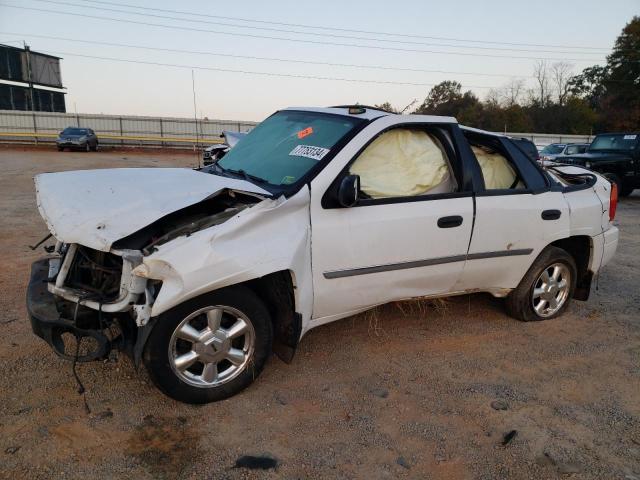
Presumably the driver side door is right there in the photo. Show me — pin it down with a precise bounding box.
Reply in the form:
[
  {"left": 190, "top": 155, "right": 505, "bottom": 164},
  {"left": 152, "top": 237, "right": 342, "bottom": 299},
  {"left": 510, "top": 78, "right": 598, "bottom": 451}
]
[{"left": 308, "top": 121, "right": 474, "bottom": 323}]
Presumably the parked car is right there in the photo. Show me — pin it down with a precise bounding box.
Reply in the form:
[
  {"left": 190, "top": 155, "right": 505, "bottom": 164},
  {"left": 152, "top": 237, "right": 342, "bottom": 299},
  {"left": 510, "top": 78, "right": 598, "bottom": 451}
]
[
  {"left": 202, "top": 131, "right": 247, "bottom": 165},
  {"left": 27, "top": 106, "right": 619, "bottom": 403},
  {"left": 540, "top": 142, "right": 590, "bottom": 162},
  {"left": 559, "top": 133, "right": 640, "bottom": 197},
  {"left": 56, "top": 127, "right": 98, "bottom": 152},
  {"left": 511, "top": 137, "right": 540, "bottom": 162}
]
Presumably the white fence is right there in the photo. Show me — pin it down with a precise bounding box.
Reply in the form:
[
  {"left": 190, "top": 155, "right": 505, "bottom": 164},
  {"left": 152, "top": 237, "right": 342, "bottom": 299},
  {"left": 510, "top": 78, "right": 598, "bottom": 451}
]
[
  {"left": 0, "top": 110, "right": 257, "bottom": 148},
  {"left": 0, "top": 109, "right": 592, "bottom": 149},
  {"left": 508, "top": 132, "right": 592, "bottom": 148}
]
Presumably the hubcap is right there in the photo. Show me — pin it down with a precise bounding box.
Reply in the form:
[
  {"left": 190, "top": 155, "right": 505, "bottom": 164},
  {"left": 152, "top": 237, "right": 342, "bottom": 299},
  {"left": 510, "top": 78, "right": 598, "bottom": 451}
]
[
  {"left": 532, "top": 263, "right": 571, "bottom": 317},
  {"left": 169, "top": 306, "right": 255, "bottom": 388}
]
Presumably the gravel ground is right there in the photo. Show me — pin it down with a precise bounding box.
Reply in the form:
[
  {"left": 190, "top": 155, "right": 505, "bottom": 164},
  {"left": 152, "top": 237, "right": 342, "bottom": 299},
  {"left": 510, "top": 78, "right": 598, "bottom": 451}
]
[{"left": 0, "top": 146, "right": 639, "bottom": 480}]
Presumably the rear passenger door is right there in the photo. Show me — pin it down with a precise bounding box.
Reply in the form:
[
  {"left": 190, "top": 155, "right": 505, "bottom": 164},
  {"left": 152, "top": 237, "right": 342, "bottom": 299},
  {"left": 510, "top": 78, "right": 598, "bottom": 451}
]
[
  {"left": 455, "top": 131, "right": 570, "bottom": 293},
  {"left": 310, "top": 120, "right": 475, "bottom": 321}
]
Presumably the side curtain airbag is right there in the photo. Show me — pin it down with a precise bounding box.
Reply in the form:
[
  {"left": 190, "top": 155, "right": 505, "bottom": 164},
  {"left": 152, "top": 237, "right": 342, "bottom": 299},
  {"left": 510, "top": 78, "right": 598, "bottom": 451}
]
[{"left": 349, "top": 129, "right": 452, "bottom": 198}]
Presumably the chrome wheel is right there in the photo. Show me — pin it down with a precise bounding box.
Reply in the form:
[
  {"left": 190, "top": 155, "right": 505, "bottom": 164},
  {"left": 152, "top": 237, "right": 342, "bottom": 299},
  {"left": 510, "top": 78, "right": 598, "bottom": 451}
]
[
  {"left": 532, "top": 263, "right": 571, "bottom": 318},
  {"left": 169, "top": 306, "right": 255, "bottom": 388}
]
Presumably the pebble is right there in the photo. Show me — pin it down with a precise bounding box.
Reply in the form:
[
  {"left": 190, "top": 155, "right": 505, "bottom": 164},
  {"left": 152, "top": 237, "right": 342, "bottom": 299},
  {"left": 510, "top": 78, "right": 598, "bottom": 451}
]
[
  {"left": 5, "top": 446, "right": 20, "bottom": 454},
  {"left": 370, "top": 387, "right": 389, "bottom": 398},
  {"left": 491, "top": 400, "right": 509, "bottom": 411},
  {"left": 96, "top": 409, "right": 113, "bottom": 420},
  {"left": 396, "top": 456, "right": 410, "bottom": 469}
]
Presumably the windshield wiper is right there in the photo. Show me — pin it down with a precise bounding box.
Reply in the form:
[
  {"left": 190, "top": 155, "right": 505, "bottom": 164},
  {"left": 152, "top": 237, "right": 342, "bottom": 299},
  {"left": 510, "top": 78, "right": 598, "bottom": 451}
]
[{"left": 225, "top": 168, "right": 269, "bottom": 185}]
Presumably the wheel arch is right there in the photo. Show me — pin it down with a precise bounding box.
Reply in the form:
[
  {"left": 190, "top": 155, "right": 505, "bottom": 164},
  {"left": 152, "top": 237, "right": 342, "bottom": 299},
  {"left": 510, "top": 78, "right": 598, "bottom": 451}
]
[
  {"left": 549, "top": 235, "right": 593, "bottom": 300},
  {"left": 133, "top": 269, "right": 302, "bottom": 367},
  {"left": 243, "top": 270, "right": 302, "bottom": 364}
]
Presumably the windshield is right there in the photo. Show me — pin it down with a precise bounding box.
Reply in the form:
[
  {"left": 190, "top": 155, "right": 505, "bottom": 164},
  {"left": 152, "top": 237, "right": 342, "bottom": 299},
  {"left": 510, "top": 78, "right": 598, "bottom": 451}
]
[
  {"left": 540, "top": 144, "right": 565, "bottom": 154},
  {"left": 589, "top": 134, "right": 638, "bottom": 152},
  {"left": 217, "top": 110, "right": 365, "bottom": 187},
  {"left": 62, "top": 128, "right": 88, "bottom": 135}
]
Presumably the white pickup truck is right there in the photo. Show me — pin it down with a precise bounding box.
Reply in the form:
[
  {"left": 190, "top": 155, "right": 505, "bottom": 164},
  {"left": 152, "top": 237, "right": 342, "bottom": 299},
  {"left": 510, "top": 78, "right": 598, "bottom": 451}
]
[{"left": 27, "top": 106, "right": 619, "bottom": 403}]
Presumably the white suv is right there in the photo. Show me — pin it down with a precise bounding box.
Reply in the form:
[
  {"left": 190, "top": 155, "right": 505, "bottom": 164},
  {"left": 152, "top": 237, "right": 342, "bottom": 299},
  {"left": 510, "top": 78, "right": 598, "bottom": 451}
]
[{"left": 28, "top": 106, "right": 619, "bottom": 403}]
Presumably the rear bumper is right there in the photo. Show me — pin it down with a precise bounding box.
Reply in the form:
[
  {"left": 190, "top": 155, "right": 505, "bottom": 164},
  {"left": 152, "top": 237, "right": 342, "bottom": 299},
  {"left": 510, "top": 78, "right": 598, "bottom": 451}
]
[
  {"left": 27, "top": 258, "right": 111, "bottom": 362},
  {"left": 601, "top": 225, "right": 619, "bottom": 269}
]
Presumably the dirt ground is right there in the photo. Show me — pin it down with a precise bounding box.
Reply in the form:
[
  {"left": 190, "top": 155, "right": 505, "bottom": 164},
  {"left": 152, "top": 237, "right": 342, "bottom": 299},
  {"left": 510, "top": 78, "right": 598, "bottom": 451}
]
[{"left": 0, "top": 146, "right": 638, "bottom": 480}]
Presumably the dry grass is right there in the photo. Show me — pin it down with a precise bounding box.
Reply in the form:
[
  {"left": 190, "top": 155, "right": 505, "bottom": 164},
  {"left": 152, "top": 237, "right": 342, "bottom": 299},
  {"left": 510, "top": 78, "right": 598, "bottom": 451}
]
[{"left": 357, "top": 297, "right": 452, "bottom": 338}]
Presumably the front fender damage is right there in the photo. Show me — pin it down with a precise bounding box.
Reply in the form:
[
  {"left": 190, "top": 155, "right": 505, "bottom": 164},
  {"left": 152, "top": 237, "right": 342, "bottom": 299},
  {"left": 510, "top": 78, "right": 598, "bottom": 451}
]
[{"left": 131, "top": 187, "right": 313, "bottom": 361}]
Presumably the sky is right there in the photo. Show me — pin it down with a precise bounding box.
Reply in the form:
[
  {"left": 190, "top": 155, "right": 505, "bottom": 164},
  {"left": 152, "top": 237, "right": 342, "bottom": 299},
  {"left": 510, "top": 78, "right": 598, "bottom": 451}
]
[{"left": 0, "top": 0, "right": 637, "bottom": 121}]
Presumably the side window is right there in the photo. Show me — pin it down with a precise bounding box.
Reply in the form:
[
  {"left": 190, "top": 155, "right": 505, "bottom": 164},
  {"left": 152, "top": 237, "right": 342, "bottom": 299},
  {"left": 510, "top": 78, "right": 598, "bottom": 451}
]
[
  {"left": 348, "top": 128, "right": 458, "bottom": 199},
  {"left": 465, "top": 133, "right": 525, "bottom": 190}
]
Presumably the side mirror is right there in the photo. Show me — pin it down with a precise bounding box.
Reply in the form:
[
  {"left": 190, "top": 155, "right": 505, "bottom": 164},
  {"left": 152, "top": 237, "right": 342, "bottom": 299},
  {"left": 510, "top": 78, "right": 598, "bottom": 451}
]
[{"left": 337, "top": 174, "right": 360, "bottom": 207}]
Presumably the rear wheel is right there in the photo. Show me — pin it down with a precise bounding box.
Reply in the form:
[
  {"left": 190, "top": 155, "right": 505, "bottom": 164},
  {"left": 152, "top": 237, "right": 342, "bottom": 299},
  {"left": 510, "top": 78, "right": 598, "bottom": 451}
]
[
  {"left": 619, "top": 184, "right": 634, "bottom": 197},
  {"left": 143, "top": 285, "right": 273, "bottom": 404},
  {"left": 505, "top": 246, "right": 577, "bottom": 322}
]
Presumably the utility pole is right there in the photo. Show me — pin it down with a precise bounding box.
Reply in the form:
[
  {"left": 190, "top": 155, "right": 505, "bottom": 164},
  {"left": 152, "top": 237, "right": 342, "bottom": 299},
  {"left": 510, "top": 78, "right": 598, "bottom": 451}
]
[
  {"left": 191, "top": 69, "right": 201, "bottom": 168},
  {"left": 24, "top": 42, "right": 38, "bottom": 145}
]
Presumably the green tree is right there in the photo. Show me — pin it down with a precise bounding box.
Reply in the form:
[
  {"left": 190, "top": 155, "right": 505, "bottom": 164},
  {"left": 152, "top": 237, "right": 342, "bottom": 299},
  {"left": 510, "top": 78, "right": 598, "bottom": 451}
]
[
  {"left": 415, "top": 81, "right": 463, "bottom": 114},
  {"left": 603, "top": 16, "right": 640, "bottom": 130}
]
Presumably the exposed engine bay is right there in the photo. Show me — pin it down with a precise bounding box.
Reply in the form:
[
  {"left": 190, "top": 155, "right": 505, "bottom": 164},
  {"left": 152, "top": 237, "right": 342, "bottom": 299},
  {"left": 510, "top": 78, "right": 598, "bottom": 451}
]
[{"left": 39, "top": 189, "right": 263, "bottom": 363}]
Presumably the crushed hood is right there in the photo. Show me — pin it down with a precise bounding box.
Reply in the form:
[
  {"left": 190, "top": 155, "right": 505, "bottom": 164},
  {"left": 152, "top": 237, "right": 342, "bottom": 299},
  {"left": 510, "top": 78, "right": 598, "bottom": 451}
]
[{"left": 35, "top": 168, "right": 270, "bottom": 251}]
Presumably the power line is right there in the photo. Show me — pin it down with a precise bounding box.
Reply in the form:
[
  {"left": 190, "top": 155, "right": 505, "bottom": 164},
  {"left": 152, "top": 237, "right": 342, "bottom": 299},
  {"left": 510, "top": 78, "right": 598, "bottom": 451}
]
[
  {"left": 1, "top": 4, "right": 608, "bottom": 63},
  {"left": 26, "top": 0, "right": 612, "bottom": 56},
  {"left": 38, "top": 49, "right": 502, "bottom": 88},
  {"left": 0, "top": 31, "right": 534, "bottom": 79},
  {"left": 75, "top": 0, "right": 614, "bottom": 52}
]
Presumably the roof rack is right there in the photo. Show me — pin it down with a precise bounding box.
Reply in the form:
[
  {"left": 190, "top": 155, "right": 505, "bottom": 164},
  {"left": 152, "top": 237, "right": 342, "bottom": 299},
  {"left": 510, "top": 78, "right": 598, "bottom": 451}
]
[{"left": 329, "top": 104, "right": 395, "bottom": 114}]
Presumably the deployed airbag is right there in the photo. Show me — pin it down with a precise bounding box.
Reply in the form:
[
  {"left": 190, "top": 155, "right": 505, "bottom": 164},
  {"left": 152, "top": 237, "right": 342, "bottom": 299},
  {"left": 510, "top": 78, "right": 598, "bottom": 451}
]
[
  {"left": 471, "top": 145, "right": 518, "bottom": 190},
  {"left": 349, "top": 129, "right": 454, "bottom": 198}
]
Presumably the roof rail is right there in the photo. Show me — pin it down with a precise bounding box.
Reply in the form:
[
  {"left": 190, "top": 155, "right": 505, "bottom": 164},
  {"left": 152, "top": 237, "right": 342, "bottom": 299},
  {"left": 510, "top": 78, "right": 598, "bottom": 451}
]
[{"left": 329, "top": 104, "right": 395, "bottom": 114}]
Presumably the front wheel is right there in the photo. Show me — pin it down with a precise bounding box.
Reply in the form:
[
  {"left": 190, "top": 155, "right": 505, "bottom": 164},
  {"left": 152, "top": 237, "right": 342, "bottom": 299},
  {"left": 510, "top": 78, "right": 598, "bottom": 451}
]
[
  {"left": 505, "top": 246, "right": 577, "bottom": 322},
  {"left": 143, "top": 285, "right": 273, "bottom": 404}
]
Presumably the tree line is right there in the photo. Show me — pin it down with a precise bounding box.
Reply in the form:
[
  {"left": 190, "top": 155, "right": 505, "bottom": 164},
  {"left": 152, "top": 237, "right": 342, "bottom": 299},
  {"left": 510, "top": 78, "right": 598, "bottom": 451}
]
[{"left": 376, "top": 16, "right": 639, "bottom": 134}]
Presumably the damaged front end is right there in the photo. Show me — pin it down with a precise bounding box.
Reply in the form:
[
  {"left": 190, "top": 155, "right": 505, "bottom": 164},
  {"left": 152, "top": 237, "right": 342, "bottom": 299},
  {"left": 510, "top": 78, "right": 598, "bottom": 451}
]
[
  {"left": 27, "top": 173, "right": 265, "bottom": 364},
  {"left": 27, "top": 243, "right": 149, "bottom": 362}
]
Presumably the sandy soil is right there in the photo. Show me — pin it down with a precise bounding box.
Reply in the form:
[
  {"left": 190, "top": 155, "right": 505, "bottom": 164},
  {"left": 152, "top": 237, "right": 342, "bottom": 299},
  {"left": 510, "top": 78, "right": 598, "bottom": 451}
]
[{"left": 0, "top": 147, "right": 638, "bottom": 480}]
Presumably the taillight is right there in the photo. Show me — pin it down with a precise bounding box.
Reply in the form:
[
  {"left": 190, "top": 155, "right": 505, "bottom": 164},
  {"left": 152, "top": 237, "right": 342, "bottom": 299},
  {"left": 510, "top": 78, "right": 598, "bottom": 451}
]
[{"left": 609, "top": 182, "right": 618, "bottom": 221}]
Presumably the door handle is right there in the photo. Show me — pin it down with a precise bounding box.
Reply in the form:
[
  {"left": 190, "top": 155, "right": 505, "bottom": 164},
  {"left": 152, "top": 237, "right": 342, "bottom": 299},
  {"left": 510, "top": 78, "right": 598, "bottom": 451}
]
[
  {"left": 437, "top": 215, "right": 463, "bottom": 228},
  {"left": 541, "top": 209, "right": 562, "bottom": 220}
]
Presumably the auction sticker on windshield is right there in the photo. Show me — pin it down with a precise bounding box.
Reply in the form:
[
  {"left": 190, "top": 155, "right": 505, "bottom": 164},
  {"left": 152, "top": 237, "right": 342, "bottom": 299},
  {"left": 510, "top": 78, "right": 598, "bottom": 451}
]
[{"left": 289, "top": 145, "right": 330, "bottom": 161}]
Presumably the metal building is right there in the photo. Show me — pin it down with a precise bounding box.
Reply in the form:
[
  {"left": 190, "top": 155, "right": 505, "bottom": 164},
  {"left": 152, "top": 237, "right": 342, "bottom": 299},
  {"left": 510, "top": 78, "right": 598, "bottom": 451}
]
[{"left": 0, "top": 44, "right": 66, "bottom": 112}]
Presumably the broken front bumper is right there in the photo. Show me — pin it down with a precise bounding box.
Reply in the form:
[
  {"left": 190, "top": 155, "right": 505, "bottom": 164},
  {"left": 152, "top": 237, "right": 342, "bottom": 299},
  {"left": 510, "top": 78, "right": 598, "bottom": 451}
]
[{"left": 27, "top": 258, "right": 112, "bottom": 362}]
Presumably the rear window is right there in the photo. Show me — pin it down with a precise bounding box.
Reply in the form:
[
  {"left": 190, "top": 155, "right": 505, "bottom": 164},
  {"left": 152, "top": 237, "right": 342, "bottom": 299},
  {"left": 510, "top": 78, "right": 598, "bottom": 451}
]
[
  {"left": 540, "top": 144, "right": 565, "bottom": 155},
  {"left": 565, "top": 144, "right": 587, "bottom": 155}
]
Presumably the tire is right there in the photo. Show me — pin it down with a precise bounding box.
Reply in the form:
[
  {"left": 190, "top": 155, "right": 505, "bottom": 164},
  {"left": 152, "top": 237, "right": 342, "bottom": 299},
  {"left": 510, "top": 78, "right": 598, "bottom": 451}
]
[
  {"left": 505, "top": 246, "right": 577, "bottom": 322},
  {"left": 143, "top": 285, "right": 273, "bottom": 404},
  {"left": 619, "top": 184, "right": 634, "bottom": 197},
  {"left": 57, "top": 146, "right": 64, "bottom": 152},
  {"left": 91, "top": 142, "right": 98, "bottom": 152},
  {"left": 85, "top": 143, "right": 90, "bottom": 152}
]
